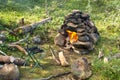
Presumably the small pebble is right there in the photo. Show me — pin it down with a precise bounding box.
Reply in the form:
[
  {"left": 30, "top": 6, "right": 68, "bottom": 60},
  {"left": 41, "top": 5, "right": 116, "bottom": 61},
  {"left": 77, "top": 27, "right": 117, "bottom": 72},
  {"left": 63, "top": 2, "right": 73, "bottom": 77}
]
[
  {"left": 0, "top": 41, "right": 3, "bottom": 44},
  {"left": 98, "top": 49, "right": 104, "bottom": 59},
  {"left": 32, "top": 36, "right": 41, "bottom": 44},
  {"left": 104, "top": 57, "right": 109, "bottom": 63}
]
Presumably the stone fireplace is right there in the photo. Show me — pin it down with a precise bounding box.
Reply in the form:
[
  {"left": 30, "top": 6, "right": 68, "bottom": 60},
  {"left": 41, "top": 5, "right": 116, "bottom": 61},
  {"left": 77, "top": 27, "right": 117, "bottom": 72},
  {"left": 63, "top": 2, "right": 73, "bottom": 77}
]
[{"left": 54, "top": 10, "right": 99, "bottom": 54}]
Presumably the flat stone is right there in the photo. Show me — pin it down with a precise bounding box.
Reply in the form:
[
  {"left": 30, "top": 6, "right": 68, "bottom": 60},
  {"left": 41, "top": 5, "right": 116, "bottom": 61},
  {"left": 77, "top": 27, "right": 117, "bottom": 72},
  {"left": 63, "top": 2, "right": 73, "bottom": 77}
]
[
  {"left": 71, "top": 57, "right": 92, "bottom": 79},
  {"left": 77, "top": 28, "right": 85, "bottom": 33},
  {"left": 58, "top": 51, "right": 69, "bottom": 67},
  {"left": 54, "top": 33, "right": 66, "bottom": 47},
  {"left": 78, "top": 35, "right": 90, "bottom": 42},
  {"left": 90, "top": 33, "right": 99, "bottom": 43},
  {"left": 80, "top": 13, "right": 90, "bottom": 20},
  {"left": 67, "top": 22, "right": 77, "bottom": 28}
]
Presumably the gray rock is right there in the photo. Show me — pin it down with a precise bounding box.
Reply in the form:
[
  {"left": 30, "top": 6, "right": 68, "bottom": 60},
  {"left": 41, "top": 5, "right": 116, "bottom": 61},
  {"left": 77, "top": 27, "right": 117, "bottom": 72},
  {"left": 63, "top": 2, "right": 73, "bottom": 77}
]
[
  {"left": 0, "top": 63, "right": 20, "bottom": 80},
  {"left": 54, "top": 33, "right": 66, "bottom": 47},
  {"left": 0, "top": 34, "right": 6, "bottom": 41},
  {"left": 71, "top": 57, "right": 92, "bottom": 80},
  {"left": 112, "top": 53, "right": 120, "bottom": 59},
  {"left": 90, "top": 33, "right": 99, "bottom": 43},
  {"left": 32, "top": 36, "right": 41, "bottom": 44},
  {"left": 78, "top": 35, "right": 90, "bottom": 42}
]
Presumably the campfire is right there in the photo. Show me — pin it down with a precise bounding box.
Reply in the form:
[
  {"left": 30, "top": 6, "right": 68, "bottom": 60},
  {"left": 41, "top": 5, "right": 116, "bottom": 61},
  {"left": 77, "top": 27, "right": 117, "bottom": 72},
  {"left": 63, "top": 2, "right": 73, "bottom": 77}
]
[
  {"left": 66, "top": 30, "right": 78, "bottom": 43},
  {"left": 54, "top": 10, "right": 100, "bottom": 54}
]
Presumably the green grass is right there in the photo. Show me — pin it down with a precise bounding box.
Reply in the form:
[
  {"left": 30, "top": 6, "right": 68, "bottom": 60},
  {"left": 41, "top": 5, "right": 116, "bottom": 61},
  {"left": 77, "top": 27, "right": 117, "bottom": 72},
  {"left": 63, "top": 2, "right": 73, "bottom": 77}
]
[{"left": 0, "top": 0, "right": 120, "bottom": 80}]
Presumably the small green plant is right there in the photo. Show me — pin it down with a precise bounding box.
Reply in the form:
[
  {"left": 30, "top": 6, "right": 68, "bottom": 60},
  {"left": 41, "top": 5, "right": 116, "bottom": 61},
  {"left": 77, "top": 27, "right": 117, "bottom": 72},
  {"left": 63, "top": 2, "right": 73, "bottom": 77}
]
[{"left": 0, "top": 25, "right": 4, "bottom": 30}]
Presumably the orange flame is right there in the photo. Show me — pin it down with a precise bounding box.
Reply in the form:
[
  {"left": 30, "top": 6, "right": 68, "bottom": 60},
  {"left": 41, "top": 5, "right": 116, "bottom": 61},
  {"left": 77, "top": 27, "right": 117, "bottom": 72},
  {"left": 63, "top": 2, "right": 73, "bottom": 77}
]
[{"left": 66, "top": 30, "right": 78, "bottom": 43}]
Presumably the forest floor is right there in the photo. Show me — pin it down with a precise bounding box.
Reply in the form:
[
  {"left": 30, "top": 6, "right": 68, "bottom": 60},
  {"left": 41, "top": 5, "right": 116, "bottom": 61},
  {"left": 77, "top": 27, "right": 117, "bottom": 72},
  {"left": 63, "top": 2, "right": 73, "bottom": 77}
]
[{"left": 0, "top": 0, "right": 120, "bottom": 80}]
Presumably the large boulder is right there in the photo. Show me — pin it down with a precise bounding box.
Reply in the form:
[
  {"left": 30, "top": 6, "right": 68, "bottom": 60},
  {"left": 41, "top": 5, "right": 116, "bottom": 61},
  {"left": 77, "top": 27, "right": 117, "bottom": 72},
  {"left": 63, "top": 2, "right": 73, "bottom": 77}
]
[{"left": 0, "top": 63, "right": 20, "bottom": 80}]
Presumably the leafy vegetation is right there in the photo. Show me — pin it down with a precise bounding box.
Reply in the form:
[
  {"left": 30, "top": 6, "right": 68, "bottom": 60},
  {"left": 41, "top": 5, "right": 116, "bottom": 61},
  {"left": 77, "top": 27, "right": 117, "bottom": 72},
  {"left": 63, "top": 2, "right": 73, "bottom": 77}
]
[{"left": 0, "top": 0, "right": 120, "bottom": 80}]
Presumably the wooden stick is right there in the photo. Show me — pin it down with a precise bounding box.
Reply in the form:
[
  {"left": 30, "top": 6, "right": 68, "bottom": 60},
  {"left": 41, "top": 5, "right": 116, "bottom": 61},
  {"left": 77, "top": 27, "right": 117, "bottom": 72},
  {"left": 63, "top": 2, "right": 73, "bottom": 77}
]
[
  {"left": 14, "top": 17, "right": 52, "bottom": 34},
  {"left": 0, "top": 50, "right": 7, "bottom": 56},
  {"left": 0, "top": 55, "right": 27, "bottom": 66},
  {"left": 58, "top": 51, "right": 69, "bottom": 67},
  {"left": 31, "top": 71, "right": 71, "bottom": 80},
  {"left": 31, "top": 17, "right": 52, "bottom": 28},
  {"left": 5, "top": 28, "right": 17, "bottom": 36},
  {"left": 10, "top": 33, "right": 29, "bottom": 45},
  {"left": 8, "top": 44, "right": 28, "bottom": 55},
  {"left": 49, "top": 46, "right": 61, "bottom": 65}
]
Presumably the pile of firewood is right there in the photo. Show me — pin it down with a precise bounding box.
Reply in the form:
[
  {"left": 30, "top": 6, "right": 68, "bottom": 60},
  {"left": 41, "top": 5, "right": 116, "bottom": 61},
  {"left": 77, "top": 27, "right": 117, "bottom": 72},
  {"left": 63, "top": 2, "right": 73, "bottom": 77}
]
[{"left": 54, "top": 10, "right": 100, "bottom": 54}]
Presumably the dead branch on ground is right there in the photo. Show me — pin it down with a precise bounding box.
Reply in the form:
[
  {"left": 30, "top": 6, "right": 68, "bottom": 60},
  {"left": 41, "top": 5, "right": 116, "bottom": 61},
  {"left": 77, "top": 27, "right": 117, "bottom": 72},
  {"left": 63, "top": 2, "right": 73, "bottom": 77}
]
[
  {"left": 8, "top": 44, "right": 28, "bottom": 55},
  {"left": 10, "top": 33, "right": 29, "bottom": 45},
  {"left": 14, "top": 17, "right": 52, "bottom": 34},
  {"left": 32, "top": 71, "right": 71, "bottom": 80},
  {"left": 0, "top": 50, "right": 7, "bottom": 56},
  {"left": 0, "top": 55, "right": 27, "bottom": 66},
  {"left": 49, "top": 46, "right": 61, "bottom": 65}
]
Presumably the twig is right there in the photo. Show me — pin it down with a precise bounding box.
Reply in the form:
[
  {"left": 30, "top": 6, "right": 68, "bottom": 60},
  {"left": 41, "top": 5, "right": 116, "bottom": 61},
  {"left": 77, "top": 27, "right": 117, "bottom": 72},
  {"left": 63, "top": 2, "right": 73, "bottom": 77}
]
[
  {"left": 14, "top": 17, "right": 52, "bottom": 34},
  {"left": 0, "top": 50, "right": 7, "bottom": 56},
  {"left": 49, "top": 45, "right": 61, "bottom": 65},
  {"left": 10, "top": 33, "right": 29, "bottom": 45},
  {"left": 8, "top": 44, "right": 28, "bottom": 55},
  {"left": 35, "top": 71, "right": 71, "bottom": 80},
  {"left": 31, "top": 17, "right": 52, "bottom": 28},
  {"left": 5, "top": 28, "right": 17, "bottom": 36}
]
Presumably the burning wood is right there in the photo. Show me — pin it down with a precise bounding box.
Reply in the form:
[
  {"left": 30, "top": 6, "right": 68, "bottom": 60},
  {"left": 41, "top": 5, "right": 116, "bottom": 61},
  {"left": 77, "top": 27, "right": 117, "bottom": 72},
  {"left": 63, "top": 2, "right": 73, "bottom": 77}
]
[
  {"left": 66, "top": 30, "right": 78, "bottom": 43},
  {"left": 54, "top": 10, "right": 100, "bottom": 54}
]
